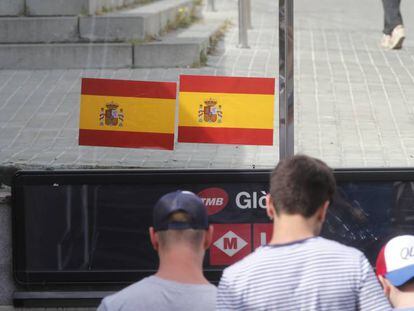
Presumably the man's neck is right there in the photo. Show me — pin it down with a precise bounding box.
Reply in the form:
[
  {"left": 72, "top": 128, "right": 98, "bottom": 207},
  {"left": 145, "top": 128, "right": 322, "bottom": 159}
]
[
  {"left": 155, "top": 246, "right": 209, "bottom": 285},
  {"left": 269, "top": 213, "right": 320, "bottom": 245}
]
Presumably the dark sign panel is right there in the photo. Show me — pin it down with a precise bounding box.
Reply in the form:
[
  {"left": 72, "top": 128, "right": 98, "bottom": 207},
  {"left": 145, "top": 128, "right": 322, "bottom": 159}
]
[{"left": 12, "top": 169, "right": 414, "bottom": 288}]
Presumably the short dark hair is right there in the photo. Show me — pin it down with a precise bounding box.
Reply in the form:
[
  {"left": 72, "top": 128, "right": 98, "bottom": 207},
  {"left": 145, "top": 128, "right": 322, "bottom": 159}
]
[
  {"left": 269, "top": 154, "right": 336, "bottom": 218},
  {"left": 157, "top": 211, "right": 204, "bottom": 250}
]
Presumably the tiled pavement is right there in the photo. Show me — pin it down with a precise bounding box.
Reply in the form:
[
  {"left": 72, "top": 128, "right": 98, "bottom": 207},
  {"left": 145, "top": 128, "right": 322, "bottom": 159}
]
[{"left": 0, "top": 0, "right": 414, "bottom": 170}]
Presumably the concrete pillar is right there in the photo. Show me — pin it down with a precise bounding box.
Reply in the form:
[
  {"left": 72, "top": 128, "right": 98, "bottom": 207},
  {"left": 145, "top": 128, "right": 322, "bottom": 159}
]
[{"left": 0, "top": 188, "right": 14, "bottom": 306}]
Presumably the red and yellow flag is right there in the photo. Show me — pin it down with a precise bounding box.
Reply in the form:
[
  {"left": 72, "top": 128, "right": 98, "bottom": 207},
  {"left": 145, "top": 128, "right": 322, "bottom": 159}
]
[
  {"left": 79, "top": 78, "right": 176, "bottom": 150},
  {"left": 178, "top": 75, "right": 275, "bottom": 145}
]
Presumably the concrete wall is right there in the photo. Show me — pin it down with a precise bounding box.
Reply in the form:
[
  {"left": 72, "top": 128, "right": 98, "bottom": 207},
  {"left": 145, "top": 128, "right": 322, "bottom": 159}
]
[{"left": 0, "top": 188, "right": 14, "bottom": 306}]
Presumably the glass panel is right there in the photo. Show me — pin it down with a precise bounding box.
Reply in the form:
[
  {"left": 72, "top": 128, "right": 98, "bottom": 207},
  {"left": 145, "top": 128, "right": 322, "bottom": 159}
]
[
  {"left": 295, "top": 0, "right": 414, "bottom": 167},
  {"left": 2, "top": 0, "right": 413, "bottom": 169},
  {"left": 0, "top": 0, "right": 281, "bottom": 170}
]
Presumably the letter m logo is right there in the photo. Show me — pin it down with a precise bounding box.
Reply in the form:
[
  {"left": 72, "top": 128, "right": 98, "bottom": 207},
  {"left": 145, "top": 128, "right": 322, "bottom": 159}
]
[
  {"left": 210, "top": 225, "right": 251, "bottom": 265},
  {"left": 213, "top": 230, "right": 248, "bottom": 257},
  {"left": 224, "top": 237, "right": 238, "bottom": 250}
]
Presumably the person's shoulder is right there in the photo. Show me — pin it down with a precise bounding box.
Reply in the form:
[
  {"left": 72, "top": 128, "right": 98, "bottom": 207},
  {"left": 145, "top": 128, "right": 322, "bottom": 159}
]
[
  {"left": 99, "top": 276, "right": 156, "bottom": 309},
  {"left": 99, "top": 276, "right": 217, "bottom": 311},
  {"left": 314, "top": 236, "right": 364, "bottom": 257},
  {"left": 221, "top": 246, "right": 269, "bottom": 279},
  {"left": 311, "top": 237, "right": 371, "bottom": 270}
]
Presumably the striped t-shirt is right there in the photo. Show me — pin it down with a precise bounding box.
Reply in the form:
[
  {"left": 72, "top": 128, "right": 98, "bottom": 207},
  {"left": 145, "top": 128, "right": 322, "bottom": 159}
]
[{"left": 217, "top": 236, "right": 391, "bottom": 311}]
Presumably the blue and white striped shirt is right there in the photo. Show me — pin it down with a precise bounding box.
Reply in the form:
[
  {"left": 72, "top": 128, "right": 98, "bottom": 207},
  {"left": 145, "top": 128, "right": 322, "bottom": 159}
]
[{"left": 217, "top": 237, "right": 391, "bottom": 310}]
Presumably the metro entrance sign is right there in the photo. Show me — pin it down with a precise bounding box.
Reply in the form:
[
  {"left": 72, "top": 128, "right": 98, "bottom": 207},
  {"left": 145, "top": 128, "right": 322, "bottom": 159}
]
[{"left": 13, "top": 169, "right": 414, "bottom": 288}]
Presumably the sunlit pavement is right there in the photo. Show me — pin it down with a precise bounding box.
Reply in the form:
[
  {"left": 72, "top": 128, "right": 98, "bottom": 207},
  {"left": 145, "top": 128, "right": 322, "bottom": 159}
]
[{"left": 0, "top": 0, "right": 414, "bottom": 169}]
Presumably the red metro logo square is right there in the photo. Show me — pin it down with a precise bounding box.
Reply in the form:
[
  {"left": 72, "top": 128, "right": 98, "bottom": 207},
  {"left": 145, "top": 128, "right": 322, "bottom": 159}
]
[
  {"left": 210, "top": 224, "right": 251, "bottom": 266},
  {"left": 253, "top": 223, "right": 273, "bottom": 249}
]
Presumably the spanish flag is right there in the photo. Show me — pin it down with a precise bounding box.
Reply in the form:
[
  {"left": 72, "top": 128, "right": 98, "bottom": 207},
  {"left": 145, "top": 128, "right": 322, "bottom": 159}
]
[
  {"left": 79, "top": 78, "right": 176, "bottom": 150},
  {"left": 178, "top": 75, "right": 275, "bottom": 145}
]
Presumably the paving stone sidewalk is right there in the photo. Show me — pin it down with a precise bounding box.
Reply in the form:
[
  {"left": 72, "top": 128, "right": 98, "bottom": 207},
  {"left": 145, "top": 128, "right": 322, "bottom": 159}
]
[{"left": 0, "top": 0, "right": 414, "bottom": 171}]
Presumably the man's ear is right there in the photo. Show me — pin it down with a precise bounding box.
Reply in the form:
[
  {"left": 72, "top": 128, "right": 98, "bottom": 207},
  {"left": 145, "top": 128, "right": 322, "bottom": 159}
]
[
  {"left": 266, "top": 194, "right": 276, "bottom": 221},
  {"left": 149, "top": 227, "right": 159, "bottom": 251},
  {"left": 204, "top": 225, "right": 214, "bottom": 250},
  {"left": 317, "top": 200, "right": 330, "bottom": 222},
  {"left": 378, "top": 275, "right": 391, "bottom": 297}
]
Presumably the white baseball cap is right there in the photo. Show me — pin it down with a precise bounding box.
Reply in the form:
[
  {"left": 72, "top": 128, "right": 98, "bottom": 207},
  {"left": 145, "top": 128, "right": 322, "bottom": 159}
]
[{"left": 376, "top": 235, "right": 414, "bottom": 287}]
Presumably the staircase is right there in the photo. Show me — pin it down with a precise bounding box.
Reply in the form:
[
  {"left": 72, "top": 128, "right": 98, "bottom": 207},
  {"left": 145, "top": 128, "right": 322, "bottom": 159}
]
[{"left": 0, "top": 0, "right": 227, "bottom": 69}]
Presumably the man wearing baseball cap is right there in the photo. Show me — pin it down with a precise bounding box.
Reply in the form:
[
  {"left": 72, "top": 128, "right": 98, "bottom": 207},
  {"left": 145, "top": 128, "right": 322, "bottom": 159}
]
[
  {"left": 98, "top": 190, "right": 216, "bottom": 311},
  {"left": 376, "top": 235, "right": 414, "bottom": 310}
]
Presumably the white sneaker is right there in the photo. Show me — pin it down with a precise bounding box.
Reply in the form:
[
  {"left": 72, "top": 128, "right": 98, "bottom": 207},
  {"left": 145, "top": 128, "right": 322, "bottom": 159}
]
[
  {"left": 381, "top": 34, "right": 392, "bottom": 49},
  {"left": 390, "top": 25, "right": 405, "bottom": 49}
]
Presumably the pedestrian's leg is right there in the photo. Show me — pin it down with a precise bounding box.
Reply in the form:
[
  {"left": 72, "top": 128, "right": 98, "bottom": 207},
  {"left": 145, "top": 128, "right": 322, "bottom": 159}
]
[
  {"left": 382, "top": 0, "right": 402, "bottom": 35},
  {"left": 381, "top": 0, "right": 404, "bottom": 49}
]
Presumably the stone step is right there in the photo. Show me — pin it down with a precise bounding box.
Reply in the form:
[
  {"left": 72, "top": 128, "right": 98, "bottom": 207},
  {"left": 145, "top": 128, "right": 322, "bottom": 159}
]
[
  {"left": 0, "top": 43, "right": 132, "bottom": 69},
  {"left": 0, "top": 17, "right": 79, "bottom": 43},
  {"left": 134, "top": 17, "right": 226, "bottom": 68},
  {"left": 25, "top": 0, "right": 91, "bottom": 16},
  {"left": 22, "top": 0, "right": 157, "bottom": 16},
  {"left": 93, "top": 0, "right": 157, "bottom": 15},
  {"left": 79, "top": 0, "right": 196, "bottom": 42},
  {"left": 0, "top": 0, "right": 198, "bottom": 44},
  {"left": 0, "top": 0, "right": 25, "bottom": 16},
  {"left": 0, "top": 15, "right": 226, "bottom": 69}
]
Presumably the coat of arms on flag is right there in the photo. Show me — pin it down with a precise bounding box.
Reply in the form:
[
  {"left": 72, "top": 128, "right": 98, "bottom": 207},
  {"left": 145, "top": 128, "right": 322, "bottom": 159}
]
[
  {"left": 198, "top": 98, "right": 222, "bottom": 123},
  {"left": 79, "top": 78, "right": 177, "bottom": 150},
  {"left": 100, "top": 102, "right": 124, "bottom": 127},
  {"left": 178, "top": 75, "right": 275, "bottom": 146}
]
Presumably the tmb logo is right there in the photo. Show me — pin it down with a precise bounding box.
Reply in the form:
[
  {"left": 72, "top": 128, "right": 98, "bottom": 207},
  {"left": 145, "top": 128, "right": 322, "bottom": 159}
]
[{"left": 198, "top": 187, "right": 229, "bottom": 216}]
